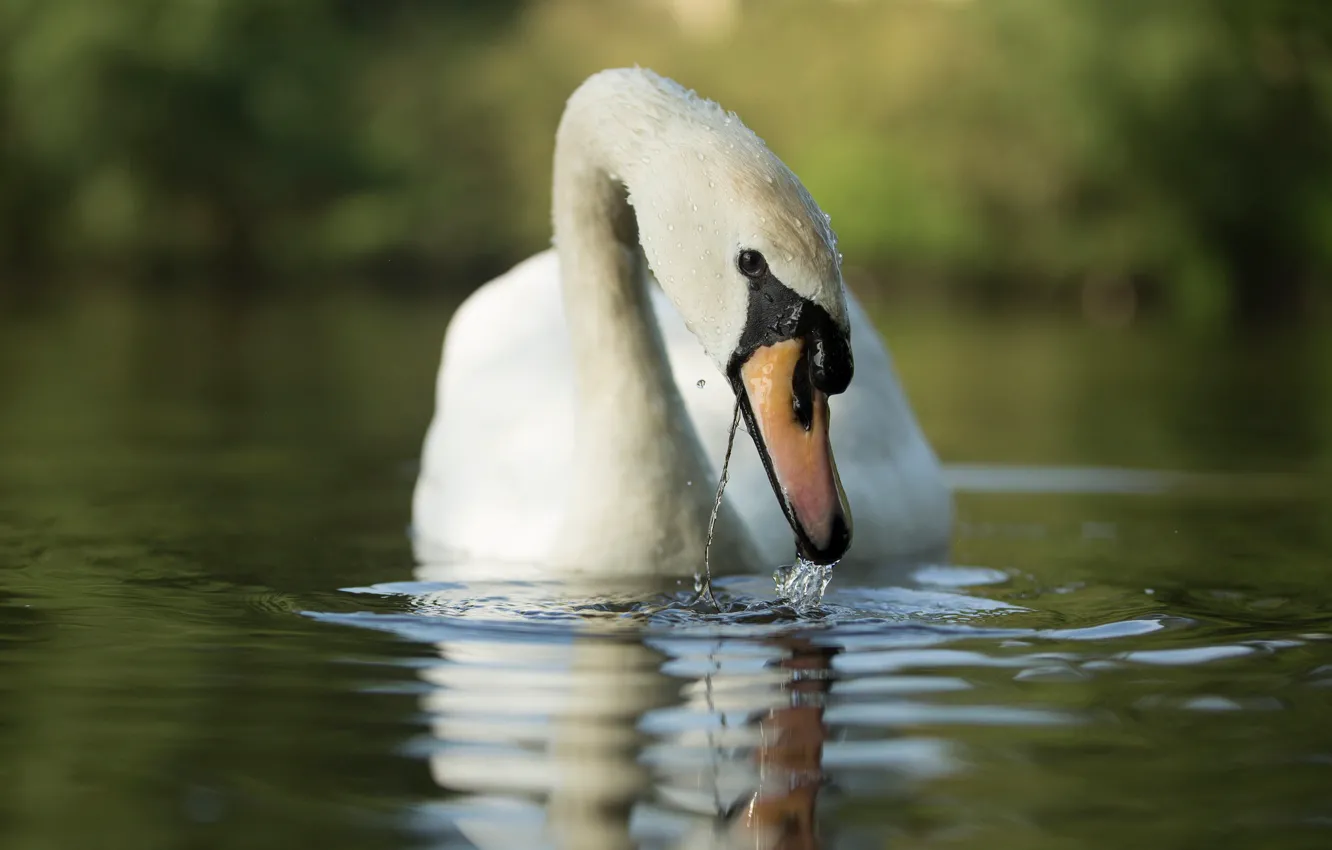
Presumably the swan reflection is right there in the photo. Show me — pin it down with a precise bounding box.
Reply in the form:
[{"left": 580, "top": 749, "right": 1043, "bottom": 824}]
[
  {"left": 416, "top": 592, "right": 845, "bottom": 848},
  {"left": 665, "top": 638, "right": 835, "bottom": 850}
]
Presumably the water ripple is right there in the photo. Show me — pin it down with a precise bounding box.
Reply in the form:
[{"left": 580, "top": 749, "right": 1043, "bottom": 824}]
[{"left": 309, "top": 558, "right": 1330, "bottom": 850}]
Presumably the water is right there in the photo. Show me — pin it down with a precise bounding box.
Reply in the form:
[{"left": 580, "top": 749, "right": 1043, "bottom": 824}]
[
  {"left": 773, "top": 557, "right": 835, "bottom": 612},
  {"left": 701, "top": 398, "right": 743, "bottom": 608},
  {"left": 1, "top": 292, "right": 1330, "bottom": 849}
]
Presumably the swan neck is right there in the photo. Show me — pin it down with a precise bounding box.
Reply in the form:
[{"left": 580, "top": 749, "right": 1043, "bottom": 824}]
[
  {"left": 552, "top": 109, "right": 676, "bottom": 445},
  {"left": 549, "top": 90, "right": 753, "bottom": 573}
]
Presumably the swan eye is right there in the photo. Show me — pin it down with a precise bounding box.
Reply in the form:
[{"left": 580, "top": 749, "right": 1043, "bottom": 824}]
[{"left": 737, "top": 250, "right": 768, "bottom": 279}]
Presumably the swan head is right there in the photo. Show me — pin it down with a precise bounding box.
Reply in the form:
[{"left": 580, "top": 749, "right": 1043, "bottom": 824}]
[{"left": 602, "top": 70, "right": 855, "bottom": 563}]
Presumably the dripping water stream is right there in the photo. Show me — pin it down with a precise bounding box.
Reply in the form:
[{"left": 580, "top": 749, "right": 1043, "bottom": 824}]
[
  {"left": 697, "top": 396, "right": 840, "bottom": 614},
  {"left": 697, "top": 397, "right": 742, "bottom": 610}
]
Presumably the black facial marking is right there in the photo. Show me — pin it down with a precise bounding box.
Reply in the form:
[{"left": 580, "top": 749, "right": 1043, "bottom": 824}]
[
  {"left": 791, "top": 344, "right": 814, "bottom": 431},
  {"left": 724, "top": 256, "right": 855, "bottom": 564},
  {"left": 810, "top": 333, "right": 852, "bottom": 396},
  {"left": 725, "top": 260, "right": 854, "bottom": 397}
]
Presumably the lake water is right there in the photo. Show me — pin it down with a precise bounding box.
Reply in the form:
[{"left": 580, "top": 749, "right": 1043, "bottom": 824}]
[{"left": 1, "top": 292, "right": 1329, "bottom": 849}]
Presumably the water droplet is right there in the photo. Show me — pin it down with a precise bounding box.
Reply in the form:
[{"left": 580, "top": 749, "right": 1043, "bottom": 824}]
[
  {"left": 641, "top": 156, "right": 650, "bottom": 164},
  {"left": 708, "top": 181, "right": 715, "bottom": 189},
  {"left": 691, "top": 204, "right": 698, "bottom": 212},
  {"left": 675, "top": 242, "right": 682, "bottom": 249},
  {"left": 696, "top": 379, "right": 706, "bottom": 389},
  {"left": 696, "top": 152, "right": 705, "bottom": 161},
  {"left": 766, "top": 175, "right": 775, "bottom": 184},
  {"left": 837, "top": 252, "right": 844, "bottom": 263},
  {"left": 668, "top": 224, "right": 674, "bottom": 231},
  {"left": 687, "top": 479, "right": 693, "bottom": 485},
  {"left": 784, "top": 252, "right": 794, "bottom": 262}
]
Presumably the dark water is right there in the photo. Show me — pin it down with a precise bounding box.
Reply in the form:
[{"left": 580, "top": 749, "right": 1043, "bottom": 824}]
[{"left": 1, "top": 293, "right": 1330, "bottom": 850}]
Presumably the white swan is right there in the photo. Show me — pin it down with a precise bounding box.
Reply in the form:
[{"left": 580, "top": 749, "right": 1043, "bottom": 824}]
[{"left": 413, "top": 69, "right": 951, "bottom": 575}]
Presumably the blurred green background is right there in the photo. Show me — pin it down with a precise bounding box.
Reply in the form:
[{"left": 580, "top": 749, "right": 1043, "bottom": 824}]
[
  {"left": 3, "top": 5, "right": 1332, "bottom": 847},
  {"left": 3, "top": 0, "right": 1330, "bottom": 326}
]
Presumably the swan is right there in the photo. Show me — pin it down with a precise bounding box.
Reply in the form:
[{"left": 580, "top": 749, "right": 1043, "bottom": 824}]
[{"left": 413, "top": 68, "right": 951, "bottom": 576}]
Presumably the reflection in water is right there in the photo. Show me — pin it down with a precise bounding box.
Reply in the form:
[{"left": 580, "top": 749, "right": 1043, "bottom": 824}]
[
  {"left": 415, "top": 588, "right": 842, "bottom": 849},
  {"left": 323, "top": 553, "right": 1332, "bottom": 850},
  {"left": 423, "top": 635, "right": 672, "bottom": 849},
  {"left": 368, "top": 566, "right": 1034, "bottom": 849},
  {"left": 643, "top": 637, "right": 838, "bottom": 850},
  {"left": 727, "top": 640, "right": 833, "bottom": 849}
]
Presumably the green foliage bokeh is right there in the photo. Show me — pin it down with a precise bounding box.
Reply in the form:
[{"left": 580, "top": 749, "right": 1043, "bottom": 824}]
[{"left": 1, "top": 0, "right": 1328, "bottom": 322}]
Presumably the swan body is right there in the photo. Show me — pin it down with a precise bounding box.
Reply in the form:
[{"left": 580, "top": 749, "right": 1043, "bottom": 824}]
[{"left": 413, "top": 69, "right": 951, "bottom": 575}]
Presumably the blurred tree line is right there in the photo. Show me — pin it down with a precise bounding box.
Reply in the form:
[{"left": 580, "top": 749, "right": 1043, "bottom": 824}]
[{"left": 0, "top": 0, "right": 1328, "bottom": 323}]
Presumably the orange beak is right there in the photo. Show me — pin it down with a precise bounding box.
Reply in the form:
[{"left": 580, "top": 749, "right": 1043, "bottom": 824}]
[{"left": 736, "top": 338, "right": 852, "bottom": 564}]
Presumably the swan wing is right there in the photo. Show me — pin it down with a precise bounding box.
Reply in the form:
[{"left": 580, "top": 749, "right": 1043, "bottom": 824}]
[{"left": 413, "top": 251, "right": 575, "bottom": 568}]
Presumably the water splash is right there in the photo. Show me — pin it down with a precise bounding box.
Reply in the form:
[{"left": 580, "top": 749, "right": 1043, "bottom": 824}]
[{"left": 774, "top": 557, "right": 836, "bottom": 613}]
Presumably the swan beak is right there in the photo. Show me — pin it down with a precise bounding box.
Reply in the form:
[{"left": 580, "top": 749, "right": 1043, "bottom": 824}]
[{"left": 737, "top": 339, "right": 852, "bottom": 564}]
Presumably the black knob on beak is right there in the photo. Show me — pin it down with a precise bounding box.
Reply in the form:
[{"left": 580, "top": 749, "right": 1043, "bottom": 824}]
[{"left": 810, "top": 322, "right": 853, "bottom": 396}]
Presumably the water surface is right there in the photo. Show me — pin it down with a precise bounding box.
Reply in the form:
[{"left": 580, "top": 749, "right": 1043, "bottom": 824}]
[{"left": 1, "top": 293, "right": 1329, "bottom": 849}]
